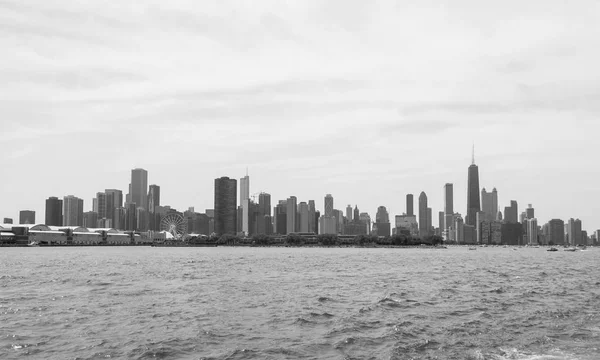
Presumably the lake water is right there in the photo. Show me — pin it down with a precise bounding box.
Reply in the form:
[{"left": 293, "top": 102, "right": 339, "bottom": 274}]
[{"left": 1, "top": 247, "right": 599, "bottom": 359}]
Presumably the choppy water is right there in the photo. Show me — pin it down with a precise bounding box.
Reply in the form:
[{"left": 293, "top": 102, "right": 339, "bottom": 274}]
[{"left": 1, "top": 247, "right": 599, "bottom": 360}]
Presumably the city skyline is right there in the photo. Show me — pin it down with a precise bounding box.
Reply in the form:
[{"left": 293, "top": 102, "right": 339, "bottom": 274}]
[{"left": 1, "top": 1, "right": 599, "bottom": 232}]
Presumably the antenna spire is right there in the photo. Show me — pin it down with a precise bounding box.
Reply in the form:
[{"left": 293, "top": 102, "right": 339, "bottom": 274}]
[
  {"left": 246, "top": 167, "right": 248, "bottom": 177},
  {"left": 472, "top": 143, "right": 475, "bottom": 165}
]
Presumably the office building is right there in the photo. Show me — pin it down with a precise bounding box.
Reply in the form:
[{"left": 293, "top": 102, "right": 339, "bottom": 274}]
[
  {"left": 395, "top": 214, "right": 418, "bottom": 236},
  {"left": 504, "top": 200, "right": 518, "bottom": 224},
  {"left": 406, "top": 194, "right": 414, "bottom": 217},
  {"left": 360, "top": 212, "right": 372, "bottom": 234},
  {"left": 63, "top": 195, "right": 84, "bottom": 226},
  {"left": 299, "top": 202, "right": 310, "bottom": 232},
  {"left": 286, "top": 196, "right": 297, "bottom": 234},
  {"left": 481, "top": 187, "right": 498, "bottom": 222},
  {"left": 214, "top": 177, "right": 237, "bottom": 236},
  {"left": 19, "top": 210, "right": 35, "bottom": 224},
  {"left": 346, "top": 205, "right": 352, "bottom": 222},
  {"left": 308, "top": 200, "right": 316, "bottom": 234},
  {"left": 547, "top": 219, "right": 565, "bottom": 245},
  {"left": 45, "top": 196, "right": 63, "bottom": 226},
  {"left": 3, "top": 218, "right": 13, "bottom": 224},
  {"left": 466, "top": 152, "right": 481, "bottom": 226},
  {"left": 83, "top": 211, "right": 98, "bottom": 228},
  {"left": 130, "top": 168, "right": 148, "bottom": 211},
  {"left": 105, "top": 189, "right": 123, "bottom": 227},
  {"left": 319, "top": 194, "right": 336, "bottom": 235},
  {"left": 257, "top": 193, "right": 272, "bottom": 235},
  {"left": 527, "top": 218, "right": 538, "bottom": 245},
  {"left": 567, "top": 218, "right": 582, "bottom": 246},
  {"left": 455, "top": 216, "right": 464, "bottom": 243},
  {"left": 444, "top": 183, "right": 454, "bottom": 234},
  {"left": 240, "top": 174, "right": 250, "bottom": 235},
  {"left": 95, "top": 192, "right": 107, "bottom": 219},
  {"left": 526, "top": 204, "right": 535, "bottom": 220},
  {"left": 275, "top": 201, "right": 287, "bottom": 235},
  {"left": 418, "top": 192, "right": 428, "bottom": 237},
  {"left": 375, "top": 206, "right": 391, "bottom": 237}
]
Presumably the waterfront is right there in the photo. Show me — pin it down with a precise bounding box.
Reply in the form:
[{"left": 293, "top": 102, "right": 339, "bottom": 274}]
[{"left": 1, "top": 247, "right": 599, "bottom": 359}]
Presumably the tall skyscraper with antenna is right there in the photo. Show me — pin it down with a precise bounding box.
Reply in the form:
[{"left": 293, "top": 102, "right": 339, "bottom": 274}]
[{"left": 466, "top": 146, "right": 481, "bottom": 226}]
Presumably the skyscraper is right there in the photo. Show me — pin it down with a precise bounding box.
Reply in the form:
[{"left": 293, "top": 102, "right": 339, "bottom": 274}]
[
  {"left": 406, "top": 194, "right": 414, "bottom": 216},
  {"left": 130, "top": 168, "right": 148, "bottom": 210},
  {"left": 444, "top": 183, "right": 454, "bottom": 234},
  {"left": 418, "top": 192, "right": 428, "bottom": 237},
  {"left": 504, "top": 200, "right": 518, "bottom": 224},
  {"left": 240, "top": 174, "right": 250, "bottom": 235},
  {"left": 105, "top": 189, "right": 123, "bottom": 227},
  {"left": 375, "top": 206, "right": 390, "bottom": 237},
  {"left": 286, "top": 196, "right": 297, "bottom": 234},
  {"left": 214, "top": 177, "right": 237, "bottom": 236},
  {"left": 147, "top": 185, "right": 160, "bottom": 231},
  {"left": 526, "top": 204, "right": 535, "bottom": 220},
  {"left": 466, "top": 152, "right": 481, "bottom": 226},
  {"left": 45, "top": 196, "right": 63, "bottom": 226},
  {"left": 299, "top": 202, "right": 309, "bottom": 232},
  {"left": 319, "top": 194, "right": 336, "bottom": 235},
  {"left": 527, "top": 218, "right": 538, "bottom": 245},
  {"left": 19, "top": 210, "right": 35, "bottom": 224},
  {"left": 346, "top": 205, "right": 352, "bottom": 222},
  {"left": 63, "top": 195, "right": 84, "bottom": 226},
  {"left": 567, "top": 218, "right": 582, "bottom": 246},
  {"left": 547, "top": 219, "right": 565, "bottom": 245},
  {"left": 308, "top": 200, "right": 316, "bottom": 234},
  {"left": 481, "top": 188, "right": 498, "bottom": 222},
  {"left": 95, "top": 192, "right": 107, "bottom": 219},
  {"left": 274, "top": 201, "right": 287, "bottom": 235}
]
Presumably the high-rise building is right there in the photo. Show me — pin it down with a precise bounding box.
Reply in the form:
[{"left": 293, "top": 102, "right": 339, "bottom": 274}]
[
  {"left": 286, "top": 196, "right": 297, "bottom": 234},
  {"left": 319, "top": 194, "right": 336, "bottom": 235},
  {"left": 130, "top": 168, "right": 148, "bottom": 211},
  {"left": 444, "top": 183, "right": 454, "bottom": 234},
  {"left": 455, "top": 216, "right": 464, "bottom": 243},
  {"left": 526, "top": 204, "right": 535, "bottom": 220},
  {"left": 504, "top": 200, "right": 518, "bottom": 224},
  {"left": 567, "top": 218, "right": 582, "bottom": 246},
  {"left": 481, "top": 188, "right": 498, "bottom": 222},
  {"left": 299, "top": 202, "right": 309, "bottom": 232},
  {"left": 19, "top": 210, "right": 35, "bottom": 224},
  {"left": 105, "top": 189, "right": 123, "bottom": 227},
  {"left": 418, "top": 192, "right": 428, "bottom": 237},
  {"left": 527, "top": 218, "right": 538, "bottom": 245},
  {"left": 353, "top": 206, "right": 360, "bottom": 222},
  {"left": 547, "top": 219, "right": 565, "bottom": 245},
  {"left": 438, "top": 211, "right": 445, "bottom": 236},
  {"left": 360, "top": 213, "right": 372, "bottom": 234},
  {"left": 346, "top": 205, "right": 352, "bottom": 222},
  {"left": 63, "top": 195, "right": 84, "bottom": 226},
  {"left": 83, "top": 211, "right": 98, "bottom": 228},
  {"left": 257, "top": 193, "right": 272, "bottom": 235},
  {"left": 406, "top": 194, "right": 414, "bottom": 217},
  {"left": 214, "top": 177, "right": 237, "bottom": 236},
  {"left": 375, "top": 206, "right": 391, "bottom": 237},
  {"left": 308, "top": 200, "right": 316, "bottom": 234},
  {"left": 113, "top": 207, "right": 126, "bottom": 230},
  {"left": 125, "top": 202, "right": 137, "bottom": 231},
  {"left": 2, "top": 218, "right": 13, "bottom": 224},
  {"left": 274, "top": 201, "right": 287, "bottom": 234},
  {"left": 240, "top": 174, "right": 250, "bottom": 235},
  {"left": 45, "top": 196, "right": 63, "bottom": 226},
  {"left": 466, "top": 151, "right": 481, "bottom": 226},
  {"left": 95, "top": 192, "right": 107, "bottom": 219},
  {"left": 148, "top": 185, "right": 160, "bottom": 214}
]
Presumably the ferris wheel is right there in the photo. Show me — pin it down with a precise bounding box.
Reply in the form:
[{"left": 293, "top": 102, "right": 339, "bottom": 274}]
[{"left": 160, "top": 213, "right": 187, "bottom": 239}]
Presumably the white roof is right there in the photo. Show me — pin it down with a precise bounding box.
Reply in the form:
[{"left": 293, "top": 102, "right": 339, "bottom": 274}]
[
  {"left": 0, "top": 232, "right": 15, "bottom": 236},
  {"left": 73, "top": 232, "right": 100, "bottom": 236},
  {"left": 29, "top": 230, "right": 67, "bottom": 235}
]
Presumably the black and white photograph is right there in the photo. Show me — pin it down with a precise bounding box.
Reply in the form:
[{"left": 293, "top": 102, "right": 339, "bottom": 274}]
[{"left": 1, "top": 1, "right": 599, "bottom": 359}]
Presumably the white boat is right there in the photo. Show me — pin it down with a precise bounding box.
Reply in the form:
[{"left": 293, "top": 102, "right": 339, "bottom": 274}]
[
  {"left": 27, "top": 241, "right": 39, "bottom": 247},
  {"left": 564, "top": 247, "right": 578, "bottom": 252}
]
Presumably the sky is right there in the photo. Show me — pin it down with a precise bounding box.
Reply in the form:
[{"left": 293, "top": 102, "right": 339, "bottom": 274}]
[{"left": 1, "top": 0, "right": 599, "bottom": 232}]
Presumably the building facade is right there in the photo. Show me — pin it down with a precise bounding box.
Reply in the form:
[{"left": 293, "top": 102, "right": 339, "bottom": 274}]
[
  {"left": 214, "top": 177, "right": 237, "bottom": 236},
  {"left": 45, "top": 197, "right": 63, "bottom": 226}
]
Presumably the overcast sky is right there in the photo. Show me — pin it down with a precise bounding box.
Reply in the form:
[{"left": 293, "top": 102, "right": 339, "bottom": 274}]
[{"left": 1, "top": 0, "right": 599, "bottom": 232}]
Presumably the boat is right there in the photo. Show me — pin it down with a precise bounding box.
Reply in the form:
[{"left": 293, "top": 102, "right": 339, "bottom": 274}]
[
  {"left": 27, "top": 241, "right": 39, "bottom": 247},
  {"left": 468, "top": 247, "right": 477, "bottom": 250},
  {"left": 564, "top": 247, "right": 578, "bottom": 252},
  {"left": 547, "top": 247, "right": 558, "bottom": 252}
]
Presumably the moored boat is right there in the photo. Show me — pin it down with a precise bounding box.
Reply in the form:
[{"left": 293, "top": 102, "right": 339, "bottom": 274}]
[{"left": 547, "top": 247, "right": 558, "bottom": 252}]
